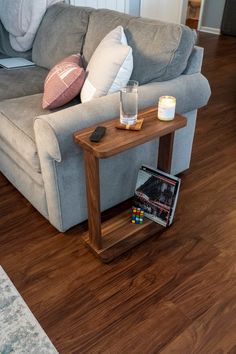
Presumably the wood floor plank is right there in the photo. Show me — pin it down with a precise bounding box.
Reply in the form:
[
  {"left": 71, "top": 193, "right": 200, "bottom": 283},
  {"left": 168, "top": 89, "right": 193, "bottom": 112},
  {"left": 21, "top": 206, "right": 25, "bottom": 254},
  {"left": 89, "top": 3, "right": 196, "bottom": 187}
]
[
  {"left": 160, "top": 287, "right": 236, "bottom": 354},
  {"left": 86, "top": 234, "right": 219, "bottom": 303},
  {"left": 83, "top": 301, "right": 191, "bottom": 354},
  {"left": 165, "top": 252, "right": 236, "bottom": 320}
]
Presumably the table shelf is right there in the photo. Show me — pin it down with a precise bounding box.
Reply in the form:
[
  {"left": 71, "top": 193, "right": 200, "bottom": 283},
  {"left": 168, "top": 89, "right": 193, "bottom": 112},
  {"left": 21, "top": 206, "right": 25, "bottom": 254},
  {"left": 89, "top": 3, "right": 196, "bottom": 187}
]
[
  {"left": 82, "top": 209, "right": 163, "bottom": 263},
  {"left": 74, "top": 106, "right": 187, "bottom": 262}
]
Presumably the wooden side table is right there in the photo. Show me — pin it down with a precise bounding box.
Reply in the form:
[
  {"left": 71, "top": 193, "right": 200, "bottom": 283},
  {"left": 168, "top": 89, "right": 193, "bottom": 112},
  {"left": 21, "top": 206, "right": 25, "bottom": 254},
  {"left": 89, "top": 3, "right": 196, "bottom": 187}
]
[{"left": 74, "top": 107, "right": 187, "bottom": 262}]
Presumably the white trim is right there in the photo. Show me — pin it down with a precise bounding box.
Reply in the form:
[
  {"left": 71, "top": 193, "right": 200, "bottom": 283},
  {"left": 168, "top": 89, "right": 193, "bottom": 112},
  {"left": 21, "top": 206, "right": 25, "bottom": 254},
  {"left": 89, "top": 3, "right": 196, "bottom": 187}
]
[
  {"left": 198, "top": 0, "right": 205, "bottom": 30},
  {"left": 199, "top": 26, "right": 220, "bottom": 35},
  {"left": 180, "top": 0, "right": 188, "bottom": 24},
  {"left": 140, "top": 0, "right": 186, "bottom": 24},
  {"left": 124, "top": 0, "right": 130, "bottom": 14},
  {"left": 174, "top": 0, "right": 183, "bottom": 23},
  {"left": 197, "top": 0, "right": 221, "bottom": 35}
]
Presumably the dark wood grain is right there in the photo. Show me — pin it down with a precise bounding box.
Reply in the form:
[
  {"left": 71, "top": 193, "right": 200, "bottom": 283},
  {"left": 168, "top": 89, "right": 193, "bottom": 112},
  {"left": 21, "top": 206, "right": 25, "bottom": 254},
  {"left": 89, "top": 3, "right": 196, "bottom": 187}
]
[
  {"left": 158, "top": 132, "right": 175, "bottom": 173},
  {"left": 1, "top": 32, "right": 236, "bottom": 353},
  {"left": 74, "top": 108, "right": 186, "bottom": 158},
  {"left": 160, "top": 261, "right": 236, "bottom": 354},
  {"left": 83, "top": 150, "right": 102, "bottom": 249},
  {"left": 82, "top": 209, "right": 163, "bottom": 262}
]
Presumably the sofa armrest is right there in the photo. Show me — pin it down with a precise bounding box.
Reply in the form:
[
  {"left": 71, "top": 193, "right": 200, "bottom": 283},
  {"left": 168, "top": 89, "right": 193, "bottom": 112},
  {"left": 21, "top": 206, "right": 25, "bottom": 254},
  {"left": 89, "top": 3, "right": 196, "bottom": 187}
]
[
  {"left": 34, "top": 72, "right": 211, "bottom": 161},
  {"left": 183, "top": 46, "right": 204, "bottom": 75}
]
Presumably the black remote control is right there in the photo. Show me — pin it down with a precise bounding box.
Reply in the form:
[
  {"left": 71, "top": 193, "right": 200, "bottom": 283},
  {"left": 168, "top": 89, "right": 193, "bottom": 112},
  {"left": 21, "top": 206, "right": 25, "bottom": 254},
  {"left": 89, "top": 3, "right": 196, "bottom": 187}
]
[{"left": 89, "top": 126, "right": 107, "bottom": 142}]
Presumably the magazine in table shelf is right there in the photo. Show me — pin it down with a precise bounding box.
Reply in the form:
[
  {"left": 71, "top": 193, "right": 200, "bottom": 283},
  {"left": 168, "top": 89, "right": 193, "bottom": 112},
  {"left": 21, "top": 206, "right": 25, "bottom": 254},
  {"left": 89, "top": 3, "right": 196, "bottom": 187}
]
[{"left": 134, "top": 165, "right": 181, "bottom": 227}]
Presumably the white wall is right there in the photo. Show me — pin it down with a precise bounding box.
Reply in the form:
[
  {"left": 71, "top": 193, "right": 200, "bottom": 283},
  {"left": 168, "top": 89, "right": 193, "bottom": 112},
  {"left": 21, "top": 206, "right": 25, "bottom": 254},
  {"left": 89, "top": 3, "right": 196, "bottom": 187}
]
[
  {"left": 201, "top": 0, "right": 226, "bottom": 29},
  {"left": 140, "top": 0, "right": 188, "bottom": 24},
  {"left": 69, "top": 0, "right": 124, "bottom": 11},
  {"left": 69, "top": 0, "right": 140, "bottom": 15}
]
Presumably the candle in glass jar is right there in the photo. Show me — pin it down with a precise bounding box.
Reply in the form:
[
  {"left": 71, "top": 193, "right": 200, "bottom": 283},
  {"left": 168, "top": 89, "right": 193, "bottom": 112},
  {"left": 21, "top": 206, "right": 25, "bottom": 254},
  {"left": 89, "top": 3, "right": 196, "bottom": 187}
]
[{"left": 157, "top": 96, "right": 176, "bottom": 121}]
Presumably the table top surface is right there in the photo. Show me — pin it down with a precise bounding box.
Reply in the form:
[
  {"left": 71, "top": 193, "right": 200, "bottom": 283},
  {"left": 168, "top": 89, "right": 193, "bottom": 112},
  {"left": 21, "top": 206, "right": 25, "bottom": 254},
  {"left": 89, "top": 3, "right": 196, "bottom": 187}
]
[{"left": 74, "top": 106, "right": 187, "bottom": 158}]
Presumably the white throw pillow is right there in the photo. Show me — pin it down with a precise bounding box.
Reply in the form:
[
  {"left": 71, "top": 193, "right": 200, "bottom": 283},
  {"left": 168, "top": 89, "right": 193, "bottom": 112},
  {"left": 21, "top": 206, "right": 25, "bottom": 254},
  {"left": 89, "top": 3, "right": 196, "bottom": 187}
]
[{"left": 80, "top": 26, "right": 133, "bottom": 103}]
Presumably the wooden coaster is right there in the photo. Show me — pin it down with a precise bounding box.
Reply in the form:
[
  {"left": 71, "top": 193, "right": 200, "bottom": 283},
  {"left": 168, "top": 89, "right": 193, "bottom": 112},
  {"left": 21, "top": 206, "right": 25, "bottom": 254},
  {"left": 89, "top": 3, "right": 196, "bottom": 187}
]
[{"left": 116, "top": 118, "right": 144, "bottom": 131}]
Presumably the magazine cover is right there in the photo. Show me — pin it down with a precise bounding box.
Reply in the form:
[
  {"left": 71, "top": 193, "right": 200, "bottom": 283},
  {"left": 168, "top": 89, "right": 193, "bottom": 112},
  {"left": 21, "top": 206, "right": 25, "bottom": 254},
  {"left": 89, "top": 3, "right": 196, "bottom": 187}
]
[{"left": 133, "top": 165, "right": 181, "bottom": 227}]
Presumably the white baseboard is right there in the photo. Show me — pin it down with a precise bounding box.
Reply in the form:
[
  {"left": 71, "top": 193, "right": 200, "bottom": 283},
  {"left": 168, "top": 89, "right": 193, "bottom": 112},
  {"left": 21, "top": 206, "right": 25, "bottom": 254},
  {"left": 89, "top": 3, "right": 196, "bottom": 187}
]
[{"left": 199, "top": 26, "right": 220, "bottom": 35}]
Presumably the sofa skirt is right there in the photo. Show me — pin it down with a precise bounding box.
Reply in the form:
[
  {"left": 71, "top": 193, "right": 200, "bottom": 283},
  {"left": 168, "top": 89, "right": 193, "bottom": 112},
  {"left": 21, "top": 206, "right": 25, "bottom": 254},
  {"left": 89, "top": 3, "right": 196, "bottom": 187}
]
[{"left": 0, "top": 145, "right": 48, "bottom": 220}]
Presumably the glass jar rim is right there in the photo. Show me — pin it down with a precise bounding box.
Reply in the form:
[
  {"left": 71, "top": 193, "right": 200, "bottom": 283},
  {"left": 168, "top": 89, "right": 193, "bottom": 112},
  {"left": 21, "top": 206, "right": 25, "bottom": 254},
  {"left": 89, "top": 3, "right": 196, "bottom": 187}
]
[{"left": 159, "top": 95, "right": 176, "bottom": 101}]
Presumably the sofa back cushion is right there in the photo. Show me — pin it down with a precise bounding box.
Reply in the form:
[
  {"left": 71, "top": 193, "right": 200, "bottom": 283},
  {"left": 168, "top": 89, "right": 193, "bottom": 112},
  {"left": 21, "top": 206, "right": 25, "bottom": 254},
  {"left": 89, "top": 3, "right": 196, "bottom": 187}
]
[
  {"left": 83, "top": 9, "right": 131, "bottom": 67},
  {"left": 128, "top": 18, "right": 196, "bottom": 84},
  {"left": 83, "top": 9, "right": 196, "bottom": 85},
  {"left": 32, "top": 3, "right": 92, "bottom": 69},
  {"left": 0, "top": 66, "right": 48, "bottom": 101}
]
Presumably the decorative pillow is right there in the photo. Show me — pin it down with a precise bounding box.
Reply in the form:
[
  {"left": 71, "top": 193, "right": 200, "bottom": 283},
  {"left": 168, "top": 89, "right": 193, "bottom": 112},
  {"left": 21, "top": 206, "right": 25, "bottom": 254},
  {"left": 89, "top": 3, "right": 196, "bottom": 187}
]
[
  {"left": 80, "top": 26, "right": 133, "bottom": 103},
  {"left": 42, "top": 54, "right": 85, "bottom": 109}
]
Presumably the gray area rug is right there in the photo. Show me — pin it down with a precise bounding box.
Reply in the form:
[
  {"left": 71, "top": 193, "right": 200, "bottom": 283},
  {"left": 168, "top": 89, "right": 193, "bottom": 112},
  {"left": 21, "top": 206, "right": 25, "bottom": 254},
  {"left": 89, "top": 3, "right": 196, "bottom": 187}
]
[{"left": 0, "top": 266, "right": 58, "bottom": 354}]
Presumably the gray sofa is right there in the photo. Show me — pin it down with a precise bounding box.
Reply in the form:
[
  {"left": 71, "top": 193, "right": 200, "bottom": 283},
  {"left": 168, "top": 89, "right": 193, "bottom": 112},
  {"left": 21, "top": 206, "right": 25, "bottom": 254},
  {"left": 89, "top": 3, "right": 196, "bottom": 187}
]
[{"left": 0, "top": 3, "right": 211, "bottom": 232}]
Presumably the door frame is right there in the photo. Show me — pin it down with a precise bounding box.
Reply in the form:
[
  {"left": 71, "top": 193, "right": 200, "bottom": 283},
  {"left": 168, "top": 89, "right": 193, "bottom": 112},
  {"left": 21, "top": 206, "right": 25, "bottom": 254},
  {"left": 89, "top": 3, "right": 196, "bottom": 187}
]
[
  {"left": 181, "top": 0, "right": 205, "bottom": 27},
  {"left": 197, "top": 0, "right": 206, "bottom": 31},
  {"left": 180, "top": 0, "right": 189, "bottom": 24},
  {"left": 197, "top": 0, "right": 221, "bottom": 34}
]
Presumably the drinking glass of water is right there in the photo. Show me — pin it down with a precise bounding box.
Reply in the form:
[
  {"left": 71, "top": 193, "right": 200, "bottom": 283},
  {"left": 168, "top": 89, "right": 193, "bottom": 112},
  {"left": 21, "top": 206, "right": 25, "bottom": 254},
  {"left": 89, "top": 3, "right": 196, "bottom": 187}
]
[{"left": 120, "top": 80, "right": 138, "bottom": 125}]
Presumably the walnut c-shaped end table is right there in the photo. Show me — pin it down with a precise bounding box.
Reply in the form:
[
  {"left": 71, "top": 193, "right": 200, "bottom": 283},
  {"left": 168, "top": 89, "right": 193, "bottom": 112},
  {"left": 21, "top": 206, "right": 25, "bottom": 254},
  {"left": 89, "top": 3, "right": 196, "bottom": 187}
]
[{"left": 74, "top": 107, "right": 187, "bottom": 262}]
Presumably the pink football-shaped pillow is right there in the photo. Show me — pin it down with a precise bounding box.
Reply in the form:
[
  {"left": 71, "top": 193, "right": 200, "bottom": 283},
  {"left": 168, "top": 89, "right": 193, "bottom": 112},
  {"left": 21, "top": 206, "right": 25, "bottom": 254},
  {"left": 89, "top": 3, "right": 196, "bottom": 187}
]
[{"left": 43, "top": 54, "right": 85, "bottom": 109}]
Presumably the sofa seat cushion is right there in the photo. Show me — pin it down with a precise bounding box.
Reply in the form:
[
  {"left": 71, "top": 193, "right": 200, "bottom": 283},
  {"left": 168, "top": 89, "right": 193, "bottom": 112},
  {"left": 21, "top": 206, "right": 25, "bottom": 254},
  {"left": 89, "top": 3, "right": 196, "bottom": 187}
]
[
  {"left": 83, "top": 9, "right": 196, "bottom": 85},
  {"left": 32, "top": 3, "right": 92, "bottom": 70},
  {"left": 0, "top": 94, "right": 49, "bottom": 172},
  {"left": 0, "top": 66, "right": 48, "bottom": 100},
  {"left": 0, "top": 93, "right": 81, "bottom": 172},
  {"left": 0, "top": 136, "right": 44, "bottom": 186}
]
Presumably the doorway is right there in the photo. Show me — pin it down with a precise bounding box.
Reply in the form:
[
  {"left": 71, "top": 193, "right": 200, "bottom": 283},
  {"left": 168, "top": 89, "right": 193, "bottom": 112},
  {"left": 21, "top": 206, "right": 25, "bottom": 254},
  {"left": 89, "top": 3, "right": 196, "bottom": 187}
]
[{"left": 185, "top": 0, "right": 202, "bottom": 29}]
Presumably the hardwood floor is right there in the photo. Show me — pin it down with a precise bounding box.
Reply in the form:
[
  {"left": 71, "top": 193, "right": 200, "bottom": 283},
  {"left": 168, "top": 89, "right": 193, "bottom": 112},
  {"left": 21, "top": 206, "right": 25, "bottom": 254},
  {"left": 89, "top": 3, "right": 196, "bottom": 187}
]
[{"left": 1, "top": 32, "right": 236, "bottom": 353}]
